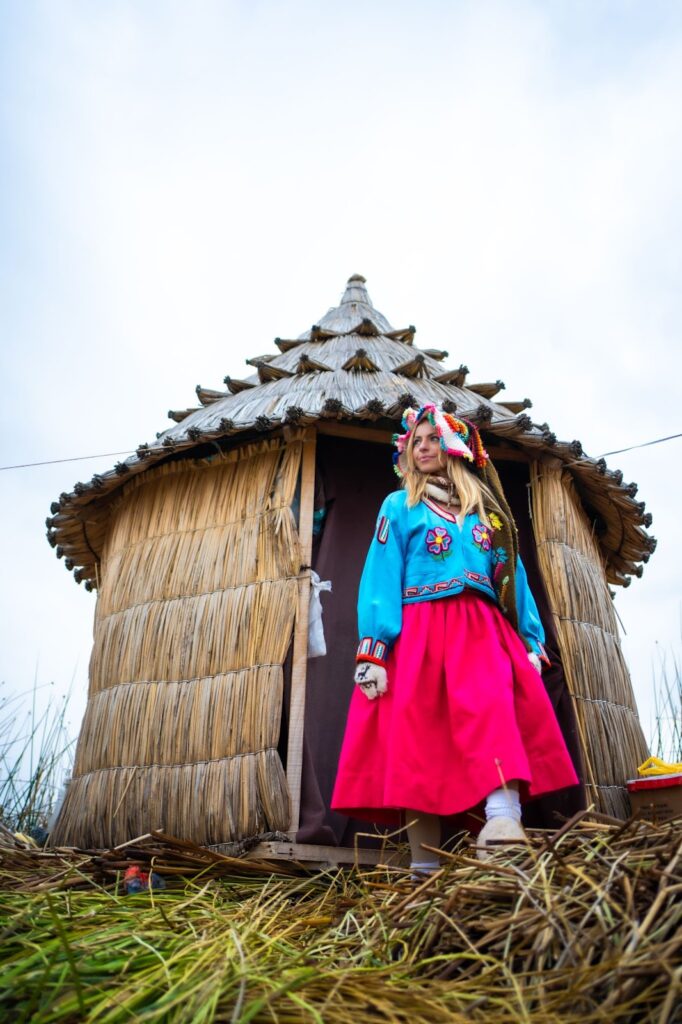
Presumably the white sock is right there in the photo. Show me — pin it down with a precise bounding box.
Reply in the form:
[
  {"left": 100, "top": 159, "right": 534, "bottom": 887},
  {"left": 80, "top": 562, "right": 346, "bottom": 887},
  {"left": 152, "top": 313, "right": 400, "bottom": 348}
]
[
  {"left": 410, "top": 860, "right": 440, "bottom": 880},
  {"left": 485, "top": 786, "right": 522, "bottom": 823}
]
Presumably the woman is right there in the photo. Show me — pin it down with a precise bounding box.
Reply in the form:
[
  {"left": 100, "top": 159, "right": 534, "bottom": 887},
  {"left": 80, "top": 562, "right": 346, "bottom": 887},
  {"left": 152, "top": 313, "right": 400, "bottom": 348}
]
[{"left": 331, "top": 404, "right": 579, "bottom": 867}]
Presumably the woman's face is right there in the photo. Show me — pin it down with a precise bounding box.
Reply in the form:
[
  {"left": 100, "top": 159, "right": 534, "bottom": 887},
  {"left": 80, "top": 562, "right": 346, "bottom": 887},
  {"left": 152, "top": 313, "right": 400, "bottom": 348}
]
[{"left": 412, "top": 420, "right": 445, "bottom": 475}]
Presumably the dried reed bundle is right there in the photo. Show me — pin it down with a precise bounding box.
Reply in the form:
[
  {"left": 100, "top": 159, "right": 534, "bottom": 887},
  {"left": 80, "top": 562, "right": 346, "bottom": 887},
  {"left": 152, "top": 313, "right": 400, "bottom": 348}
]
[
  {"left": 531, "top": 462, "right": 648, "bottom": 817},
  {"left": 97, "top": 509, "right": 299, "bottom": 617},
  {"left": 105, "top": 438, "right": 301, "bottom": 551},
  {"left": 52, "top": 438, "right": 302, "bottom": 848},
  {"left": 73, "top": 667, "right": 284, "bottom": 771},
  {"left": 89, "top": 579, "right": 298, "bottom": 690},
  {"left": 51, "top": 750, "right": 289, "bottom": 848}
]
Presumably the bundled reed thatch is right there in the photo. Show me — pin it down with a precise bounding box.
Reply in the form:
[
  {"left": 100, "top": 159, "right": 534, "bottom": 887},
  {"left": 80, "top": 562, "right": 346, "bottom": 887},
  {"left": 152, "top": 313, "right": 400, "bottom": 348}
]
[
  {"left": 1, "top": 815, "right": 681, "bottom": 1022},
  {"left": 51, "top": 436, "right": 304, "bottom": 848},
  {"left": 531, "top": 460, "right": 649, "bottom": 817}
]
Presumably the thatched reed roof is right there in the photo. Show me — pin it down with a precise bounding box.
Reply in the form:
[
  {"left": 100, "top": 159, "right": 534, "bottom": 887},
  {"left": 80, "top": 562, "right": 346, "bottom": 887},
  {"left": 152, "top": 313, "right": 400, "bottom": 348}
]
[{"left": 47, "top": 275, "right": 655, "bottom": 590}]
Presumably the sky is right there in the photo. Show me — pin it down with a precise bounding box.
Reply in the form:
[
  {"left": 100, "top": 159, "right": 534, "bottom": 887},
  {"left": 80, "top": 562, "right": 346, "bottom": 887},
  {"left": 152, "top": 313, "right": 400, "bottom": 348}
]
[{"left": 1, "top": 0, "right": 681, "bottom": 760}]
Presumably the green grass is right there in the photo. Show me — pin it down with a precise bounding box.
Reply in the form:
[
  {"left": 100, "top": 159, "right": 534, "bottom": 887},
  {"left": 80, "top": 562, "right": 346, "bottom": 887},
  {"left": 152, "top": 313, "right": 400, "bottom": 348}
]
[
  {"left": 0, "top": 680, "right": 74, "bottom": 835},
  {"left": 648, "top": 650, "right": 681, "bottom": 764}
]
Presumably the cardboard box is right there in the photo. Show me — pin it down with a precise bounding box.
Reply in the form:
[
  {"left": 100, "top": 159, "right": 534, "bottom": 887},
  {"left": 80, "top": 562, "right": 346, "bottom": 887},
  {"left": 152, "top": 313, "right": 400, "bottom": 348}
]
[{"left": 626, "top": 773, "right": 682, "bottom": 824}]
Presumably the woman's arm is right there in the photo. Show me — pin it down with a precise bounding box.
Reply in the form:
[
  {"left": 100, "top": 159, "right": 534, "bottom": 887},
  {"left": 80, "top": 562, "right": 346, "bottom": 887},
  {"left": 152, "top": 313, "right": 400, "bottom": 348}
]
[
  {"left": 356, "top": 494, "right": 406, "bottom": 668},
  {"left": 515, "top": 556, "right": 550, "bottom": 665}
]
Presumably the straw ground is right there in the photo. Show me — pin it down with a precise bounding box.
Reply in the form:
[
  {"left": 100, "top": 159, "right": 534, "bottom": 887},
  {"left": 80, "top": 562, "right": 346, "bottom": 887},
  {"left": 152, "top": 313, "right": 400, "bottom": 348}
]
[{"left": 1, "top": 813, "right": 680, "bottom": 1023}]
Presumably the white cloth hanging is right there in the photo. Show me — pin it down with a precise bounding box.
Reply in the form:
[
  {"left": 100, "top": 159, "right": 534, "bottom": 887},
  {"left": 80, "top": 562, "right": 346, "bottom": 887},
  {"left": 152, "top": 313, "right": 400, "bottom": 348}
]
[{"left": 308, "top": 571, "right": 332, "bottom": 658}]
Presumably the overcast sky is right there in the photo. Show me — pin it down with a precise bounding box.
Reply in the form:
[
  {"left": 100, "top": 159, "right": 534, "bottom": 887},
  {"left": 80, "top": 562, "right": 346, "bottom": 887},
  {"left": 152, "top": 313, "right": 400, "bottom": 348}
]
[{"left": 1, "top": 0, "right": 681, "bottom": 755}]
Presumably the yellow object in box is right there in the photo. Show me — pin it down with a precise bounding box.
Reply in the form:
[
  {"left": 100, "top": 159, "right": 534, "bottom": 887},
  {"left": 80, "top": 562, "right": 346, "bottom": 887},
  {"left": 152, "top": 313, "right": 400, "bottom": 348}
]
[{"left": 637, "top": 755, "right": 682, "bottom": 777}]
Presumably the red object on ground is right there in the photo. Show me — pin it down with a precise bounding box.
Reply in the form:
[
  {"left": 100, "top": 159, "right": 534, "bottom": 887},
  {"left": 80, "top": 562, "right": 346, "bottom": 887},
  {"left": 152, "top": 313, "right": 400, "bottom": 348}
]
[{"left": 124, "top": 865, "right": 149, "bottom": 884}]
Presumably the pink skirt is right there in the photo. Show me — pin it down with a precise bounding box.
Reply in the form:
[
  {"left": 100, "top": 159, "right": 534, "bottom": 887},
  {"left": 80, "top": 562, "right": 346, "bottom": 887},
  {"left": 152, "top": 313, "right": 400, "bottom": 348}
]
[{"left": 331, "top": 591, "right": 579, "bottom": 824}]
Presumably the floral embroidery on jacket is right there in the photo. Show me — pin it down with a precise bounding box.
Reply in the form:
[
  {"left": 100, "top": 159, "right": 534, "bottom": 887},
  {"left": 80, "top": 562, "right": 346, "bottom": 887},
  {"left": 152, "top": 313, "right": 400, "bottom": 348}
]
[
  {"left": 471, "top": 522, "right": 493, "bottom": 552},
  {"left": 426, "top": 526, "right": 452, "bottom": 559},
  {"left": 491, "top": 545, "right": 508, "bottom": 582},
  {"left": 488, "top": 512, "right": 503, "bottom": 532},
  {"left": 492, "top": 546, "right": 508, "bottom": 566}
]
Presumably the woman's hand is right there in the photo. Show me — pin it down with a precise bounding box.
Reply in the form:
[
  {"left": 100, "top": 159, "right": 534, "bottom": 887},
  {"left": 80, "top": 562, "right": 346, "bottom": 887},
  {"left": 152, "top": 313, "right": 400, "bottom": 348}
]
[
  {"left": 354, "top": 662, "right": 388, "bottom": 700},
  {"left": 527, "top": 652, "right": 542, "bottom": 674}
]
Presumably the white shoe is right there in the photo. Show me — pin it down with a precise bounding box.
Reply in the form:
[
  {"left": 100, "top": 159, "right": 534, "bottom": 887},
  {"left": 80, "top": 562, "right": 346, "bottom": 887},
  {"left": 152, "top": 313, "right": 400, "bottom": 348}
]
[{"left": 476, "top": 816, "right": 526, "bottom": 862}]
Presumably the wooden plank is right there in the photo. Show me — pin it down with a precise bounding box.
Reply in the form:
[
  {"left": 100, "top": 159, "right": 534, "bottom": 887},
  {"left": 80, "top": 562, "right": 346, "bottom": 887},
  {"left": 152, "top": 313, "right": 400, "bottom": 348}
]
[
  {"left": 486, "top": 444, "right": 530, "bottom": 464},
  {"left": 249, "top": 841, "right": 407, "bottom": 868},
  {"left": 317, "top": 422, "right": 393, "bottom": 445},
  {"left": 285, "top": 428, "right": 317, "bottom": 838}
]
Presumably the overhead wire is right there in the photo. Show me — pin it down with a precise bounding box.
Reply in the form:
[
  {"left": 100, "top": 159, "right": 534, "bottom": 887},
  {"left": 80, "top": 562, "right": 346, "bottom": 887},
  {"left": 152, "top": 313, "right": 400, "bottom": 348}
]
[
  {"left": 0, "top": 451, "right": 136, "bottom": 472},
  {"left": 597, "top": 432, "right": 682, "bottom": 458}
]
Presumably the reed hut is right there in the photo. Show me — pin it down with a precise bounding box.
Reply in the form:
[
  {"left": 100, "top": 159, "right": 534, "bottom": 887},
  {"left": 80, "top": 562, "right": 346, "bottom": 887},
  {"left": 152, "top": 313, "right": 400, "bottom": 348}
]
[{"left": 48, "top": 275, "right": 655, "bottom": 861}]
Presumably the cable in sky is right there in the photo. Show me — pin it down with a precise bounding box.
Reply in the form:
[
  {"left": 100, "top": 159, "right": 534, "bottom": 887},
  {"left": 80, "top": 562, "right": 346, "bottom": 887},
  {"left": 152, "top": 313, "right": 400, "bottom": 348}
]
[
  {"left": 598, "top": 433, "right": 682, "bottom": 458},
  {"left": 0, "top": 451, "right": 136, "bottom": 472}
]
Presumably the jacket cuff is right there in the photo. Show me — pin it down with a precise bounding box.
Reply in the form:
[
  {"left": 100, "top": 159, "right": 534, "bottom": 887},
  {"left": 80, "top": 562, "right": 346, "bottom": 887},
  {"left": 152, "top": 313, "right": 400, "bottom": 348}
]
[
  {"left": 356, "top": 637, "right": 388, "bottom": 667},
  {"left": 528, "top": 639, "right": 551, "bottom": 666}
]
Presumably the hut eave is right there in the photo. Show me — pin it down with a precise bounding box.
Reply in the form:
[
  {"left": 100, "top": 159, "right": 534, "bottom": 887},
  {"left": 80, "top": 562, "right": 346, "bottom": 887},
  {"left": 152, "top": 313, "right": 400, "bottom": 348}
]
[
  {"left": 434, "top": 365, "right": 469, "bottom": 387},
  {"left": 168, "top": 407, "right": 198, "bottom": 423},
  {"left": 224, "top": 376, "right": 257, "bottom": 394},
  {"left": 498, "top": 398, "right": 532, "bottom": 414},
  {"left": 274, "top": 337, "right": 306, "bottom": 352},
  {"left": 468, "top": 380, "right": 506, "bottom": 400},
  {"left": 195, "top": 386, "right": 225, "bottom": 406}
]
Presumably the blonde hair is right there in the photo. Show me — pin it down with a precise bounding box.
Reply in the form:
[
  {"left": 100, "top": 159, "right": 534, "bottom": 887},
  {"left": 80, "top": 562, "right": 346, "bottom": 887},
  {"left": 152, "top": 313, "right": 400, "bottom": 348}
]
[{"left": 403, "top": 424, "right": 501, "bottom": 524}]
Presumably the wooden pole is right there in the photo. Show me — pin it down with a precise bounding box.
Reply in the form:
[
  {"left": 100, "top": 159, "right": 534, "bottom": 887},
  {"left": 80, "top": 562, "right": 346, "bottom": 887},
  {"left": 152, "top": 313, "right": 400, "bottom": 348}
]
[{"left": 285, "top": 428, "right": 317, "bottom": 838}]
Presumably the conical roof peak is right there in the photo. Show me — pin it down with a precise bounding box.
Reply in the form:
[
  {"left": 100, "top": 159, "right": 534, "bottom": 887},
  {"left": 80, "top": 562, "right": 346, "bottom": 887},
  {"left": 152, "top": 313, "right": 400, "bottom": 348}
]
[
  {"left": 300, "top": 274, "right": 394, "bottom": 337},
  {"left": 340, "top": 274, "right": 370, "bottom": 306}
]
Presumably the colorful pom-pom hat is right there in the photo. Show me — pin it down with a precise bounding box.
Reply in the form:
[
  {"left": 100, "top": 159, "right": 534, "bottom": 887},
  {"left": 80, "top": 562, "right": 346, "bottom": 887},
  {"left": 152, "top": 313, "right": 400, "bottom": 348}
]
[{"left": 392, "top": 403, "right": 489, "bottom": 478}]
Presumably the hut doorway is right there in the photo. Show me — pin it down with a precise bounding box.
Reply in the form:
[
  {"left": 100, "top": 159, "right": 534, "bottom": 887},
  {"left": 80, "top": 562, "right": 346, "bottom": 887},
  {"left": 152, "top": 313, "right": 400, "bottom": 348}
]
[{"left": 290, "top": 430, "right": 585, "bottom": 852}]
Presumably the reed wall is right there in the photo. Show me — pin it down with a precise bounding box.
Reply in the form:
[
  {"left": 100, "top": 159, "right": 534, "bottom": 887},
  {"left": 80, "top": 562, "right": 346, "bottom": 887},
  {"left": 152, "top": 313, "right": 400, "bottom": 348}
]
[
  {"left": 52, "top": 437, "right": 303, "bottom": 848},
  {"left": 530, "top": 460, "right": 649, "bottom": 818}
]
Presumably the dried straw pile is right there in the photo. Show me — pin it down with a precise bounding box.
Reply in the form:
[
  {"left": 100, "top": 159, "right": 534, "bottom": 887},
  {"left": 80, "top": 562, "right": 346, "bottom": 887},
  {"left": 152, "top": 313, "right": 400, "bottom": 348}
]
[
  {"left": 531, "top": 462, "right": 649, "bottom": 818},
  {"left": 51, "top": 437, "right": 304, "bottom": 849},
  {"left": 1, "top": 815, "right": 680, "bottom": 1022}
]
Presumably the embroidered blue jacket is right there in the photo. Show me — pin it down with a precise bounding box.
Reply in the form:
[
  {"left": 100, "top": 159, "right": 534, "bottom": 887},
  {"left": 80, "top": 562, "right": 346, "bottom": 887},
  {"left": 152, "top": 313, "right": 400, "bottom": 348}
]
[{"left": 356, "top": 490, "right": 547, "bottom": 667}]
